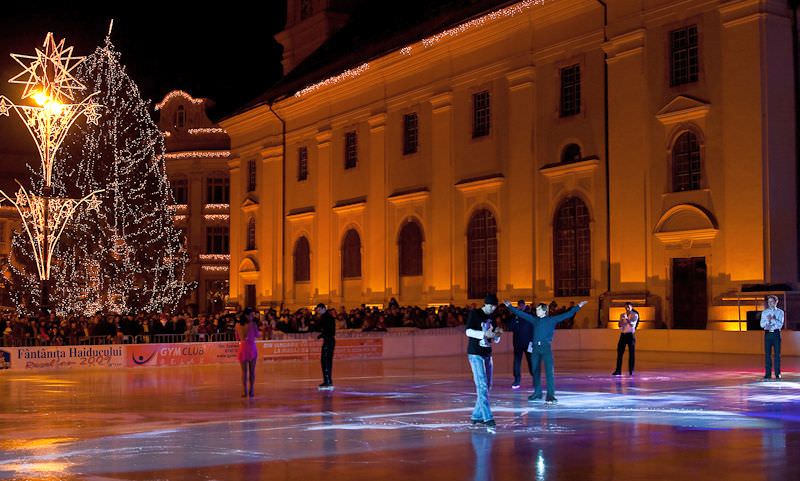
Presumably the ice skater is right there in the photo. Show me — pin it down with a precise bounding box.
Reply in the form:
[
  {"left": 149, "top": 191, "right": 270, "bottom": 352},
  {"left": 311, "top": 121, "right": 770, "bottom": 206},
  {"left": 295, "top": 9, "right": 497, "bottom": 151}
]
[
  {"left": 612, "top": 302, "right": 639, "bottom": 376},
  {"left": 465, "top": 294, "right": 502, "bottom": 428},
  {"left": 316, "top": 303, "right": 336, "bottom": 389},
  {"left": 235, "top": 307, "right": 259, "bottom": 398},
  {"left": 504, "top": 299, "right": 587, "bottom": 403},
  {"left": 508, "top": 299, "right": 534, "bottom": 389},
  {"left": 761, "top": 295, "right": 784, "bottom": 380}
]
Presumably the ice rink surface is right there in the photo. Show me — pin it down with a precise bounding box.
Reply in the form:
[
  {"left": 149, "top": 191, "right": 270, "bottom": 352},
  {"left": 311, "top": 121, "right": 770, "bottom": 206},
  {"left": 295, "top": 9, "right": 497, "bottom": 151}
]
[{"left": 1, "top": 350, "right": 799, "bottom": 480}]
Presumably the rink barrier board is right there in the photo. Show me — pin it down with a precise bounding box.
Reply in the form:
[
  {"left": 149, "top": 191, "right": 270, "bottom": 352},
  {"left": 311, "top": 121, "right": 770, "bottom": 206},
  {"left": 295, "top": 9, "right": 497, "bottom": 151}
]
[{"left": 0, "top": 329, "right": 797, "bottom": 371}]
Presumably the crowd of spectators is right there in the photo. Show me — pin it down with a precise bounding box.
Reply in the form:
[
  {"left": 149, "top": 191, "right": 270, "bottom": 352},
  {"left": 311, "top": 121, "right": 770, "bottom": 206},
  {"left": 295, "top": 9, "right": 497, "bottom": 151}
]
[
  {"left": 0, "top": 311, "right": 239, "bottom": 347},
  {"left": 0, "top": 297, "right": 576, "bottom": 347}
]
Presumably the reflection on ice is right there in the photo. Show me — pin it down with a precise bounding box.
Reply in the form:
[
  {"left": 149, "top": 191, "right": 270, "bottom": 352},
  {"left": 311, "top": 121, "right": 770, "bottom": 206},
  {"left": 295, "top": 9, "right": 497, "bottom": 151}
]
[{"left": 0, "top": 352, "right": 798, "bottom": 480}]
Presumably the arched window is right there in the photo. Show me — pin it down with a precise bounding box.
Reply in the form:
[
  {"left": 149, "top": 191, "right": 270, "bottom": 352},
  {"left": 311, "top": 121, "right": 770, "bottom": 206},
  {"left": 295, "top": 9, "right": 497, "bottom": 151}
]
[
  {"left": 246, "top": 218, "right": 256, "bottom": 251},
  {"left": 294, "top": 236, "right": 311, "bottom": 282},
  {"left": 175, "top": 105, "right": 185, "bottom": 129},
  {"left": 561, "top": 143, "right": 582, "bottom": 164},
  {"left": 467, "top": 209, "right": 497, "bottom": 299},
  {"left": 554, "top": 197, "right": 590, "bottom": 297},
  {"left": 672, "top": 131, "right": 701, "bottom": 192},
  {"left": 341, "top": 229, "right": 361, "bottom": 279},
  {"left": 398, "top": 220, "right": 423, "bottom": 277}
]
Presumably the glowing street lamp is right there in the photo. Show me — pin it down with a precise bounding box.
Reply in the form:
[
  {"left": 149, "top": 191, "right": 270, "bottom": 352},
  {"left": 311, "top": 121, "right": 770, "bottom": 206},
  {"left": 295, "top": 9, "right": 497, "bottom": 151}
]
[{"left": 0, "top": 33, "right": 103, "bottom": 314}]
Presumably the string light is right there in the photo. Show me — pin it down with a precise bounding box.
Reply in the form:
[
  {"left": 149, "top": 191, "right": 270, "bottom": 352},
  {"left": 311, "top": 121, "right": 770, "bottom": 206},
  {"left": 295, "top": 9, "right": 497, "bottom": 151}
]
[
  {"left": 0, "top": 183, "right": 102, "bottom": 281},
  {"left": 203, "top": 214, "right": 229, "bottom": 222},
  {"left": 204, "top": 203, "right": 229, "bottom": 211},
  {"left": 201, "top": 265, "right": 228, "bottom": 272},
  {"left": 154, "top": 90, "right": 205, "bottom": 110},
  {"left": 199, "top": 254, "right": 230, "bottom": 263},
  {"left": 293, "top": 1, "right": 548, "bottom": 97},
  {"left": 164, "top": 151, "right": 230, "bottom": 159},
  {"left": 295, "top": 63, "right": 370, "bottom": 97},
  {"left": 421, "top": 0, "right": 545, "bottom": 49},
  {"left": 188, "top": 128, "right": 226, "bottom": 135}
]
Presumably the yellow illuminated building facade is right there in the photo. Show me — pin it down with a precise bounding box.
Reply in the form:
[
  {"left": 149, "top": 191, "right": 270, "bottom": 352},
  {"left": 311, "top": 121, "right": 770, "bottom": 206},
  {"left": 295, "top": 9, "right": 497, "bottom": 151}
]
[{"left": 221, "top": 0, "right": 798, "bottom": 329}]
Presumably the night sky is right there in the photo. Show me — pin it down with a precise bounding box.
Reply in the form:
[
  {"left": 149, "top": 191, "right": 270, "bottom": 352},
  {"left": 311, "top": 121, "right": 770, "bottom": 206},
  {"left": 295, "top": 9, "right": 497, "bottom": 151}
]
[{"left": 0, "top": 1, "right": 286, "bottom": 157}]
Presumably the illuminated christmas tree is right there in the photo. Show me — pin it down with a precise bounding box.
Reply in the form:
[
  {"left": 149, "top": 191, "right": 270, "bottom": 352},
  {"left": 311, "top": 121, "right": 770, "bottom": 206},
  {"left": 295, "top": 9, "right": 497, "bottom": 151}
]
[{"left": 12, "top": 35, "right": 193, "bottom": 315}]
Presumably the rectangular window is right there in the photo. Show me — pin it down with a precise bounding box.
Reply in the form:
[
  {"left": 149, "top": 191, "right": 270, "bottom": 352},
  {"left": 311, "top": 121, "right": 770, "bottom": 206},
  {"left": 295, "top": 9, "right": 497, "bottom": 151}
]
[
  {"left": 171, "top": 178, "right": 188, "bottom": 204},
  {"left": 344, "top": 131, "right": 358, "bottom": 169},
  {"left": 247, "top": 159, "right": 257, "bottom": 192},
  {"left": 206, "top": 177, "right": 229, "bottom": 204},
  {"left": 670, "top": 25, "right": 699, "bottom": 87},
  {"left": 403, "top": 113, "right": 418, "bottom": 155},
  {"left": 298, "top": 147, "right": 308, "bottom": 181},
  {"left": 205, "top": 226, "right": 229, "bottom": 254},
  {"left": 245, "top": 284, "right": 256, "bottom": 309},
  {"left": 560, "top": 64, "right": 581, "bottom": 117},
  {"left": 472, "top": 91, "right": 490, "bottom": 138}
]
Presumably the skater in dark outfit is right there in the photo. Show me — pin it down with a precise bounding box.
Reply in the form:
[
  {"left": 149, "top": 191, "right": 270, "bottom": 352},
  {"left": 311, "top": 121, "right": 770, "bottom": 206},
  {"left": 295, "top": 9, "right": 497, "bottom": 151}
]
[
  {"left": 465, "top": 294, "right": 502, "bottom": 428},
  {"left": 316, "top": 303, "right": 336, "bottom": 389},
  {"left": 509, "top": 300, "right": 534, "bottom": 389},
  {"left": 504, "top": 299, "right": 587, "bottom": 403}
]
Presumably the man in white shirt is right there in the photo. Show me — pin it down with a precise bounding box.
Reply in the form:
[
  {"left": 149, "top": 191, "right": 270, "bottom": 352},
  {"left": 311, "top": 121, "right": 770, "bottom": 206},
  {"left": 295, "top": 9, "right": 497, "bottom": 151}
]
[
  {"left": 612, "top": 302, "right": 639, "bottom": 376},
  {"left": 760, "top": 295, "right": 784, "bottom": 380}
]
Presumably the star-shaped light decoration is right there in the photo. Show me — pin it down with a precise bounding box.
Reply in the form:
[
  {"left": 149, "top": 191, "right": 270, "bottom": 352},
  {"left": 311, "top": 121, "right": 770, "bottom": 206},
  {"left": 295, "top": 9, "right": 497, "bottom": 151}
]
[
  {"left": 9, "top": 32, "right": 86, "bottom": 103},
  {"left": 85, "top": 194, "right": 102, "bottom": 212},
  {"left": 84, "top": 100, "right": 100, "bottom": 125},
  {"left": 0, "top": 97, "right": 9, "bottom": 116}
]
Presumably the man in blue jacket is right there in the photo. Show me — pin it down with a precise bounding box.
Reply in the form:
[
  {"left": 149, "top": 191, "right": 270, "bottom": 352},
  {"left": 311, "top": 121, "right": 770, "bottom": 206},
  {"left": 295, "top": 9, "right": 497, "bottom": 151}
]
[{"left": 504, "top": 299, "right": 587, "bottom": 403}]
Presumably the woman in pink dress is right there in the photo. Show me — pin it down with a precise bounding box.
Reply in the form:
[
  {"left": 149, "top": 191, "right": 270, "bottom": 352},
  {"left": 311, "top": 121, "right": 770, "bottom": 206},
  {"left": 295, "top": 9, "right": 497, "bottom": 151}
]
[{"left": 235, "top": 307, "right": 259, "bottom": 398}]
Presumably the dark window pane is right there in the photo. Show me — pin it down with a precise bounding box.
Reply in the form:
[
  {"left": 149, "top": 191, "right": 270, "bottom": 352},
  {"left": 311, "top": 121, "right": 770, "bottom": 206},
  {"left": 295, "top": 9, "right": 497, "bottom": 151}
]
[
  {"left": 206, "top": 176, "right": 229, "bottom": 204},
  {"left": 553, "top": 197, "right": 590, "bottom": 297},
  {"left": 467, "top": 209, "right": 497, "bottom": 299},
  {"left": 398, "top": 220, "right": 423, "bottom": 276},
  {"left": 560, "top": 64, "right": 581, "bottom": 117},
  {"left": 561, "top": 143, "right": 582, "bottom": 164},
  {"left": 403, "top": 113, "right": 419, "bottom": 155},
  {"left": 298, "top": 147, "right": 308, "bottom": 181},
  {"left": 672, "top": 131, "right": 701, "bottom": 192},
  {"left": 247, "top": 159, "right": 257, "bottom": 192},
  {"left": 294, "top": 237, "right": 311, "bottom": 282},
  {"left": 205, "top": 226, "right": 229, "bottom": 254},
  {"left": 342, "top": 229, "right": 361, "bottom": 278},
  {"left": 247, "top": 218, "right": 256, "bottom": 251},
  {"left": 345, "top": 131, "right": 358, "bottom": 169},
  {"left": 670, "top": 25, "right": 699, "bottom": 86},
  {"left": 171, "top": 177, "right": 188, "bottom": 204},
  {"left": 472, "top": 91, "right": 490, "bottom": 138}
]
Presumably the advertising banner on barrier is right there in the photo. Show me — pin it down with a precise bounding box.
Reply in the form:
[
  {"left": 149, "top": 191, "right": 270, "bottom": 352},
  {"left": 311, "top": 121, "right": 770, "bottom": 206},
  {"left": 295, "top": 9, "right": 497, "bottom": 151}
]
[
  {"left": 2, "top": 345, "right": 125, "bottom": 370},
  {"left": 0, "top": 338, "right": 384, "bottom": 371},
  {"left": 260, "top": 338, "right": 382, "bottom": 361},
  {"left": 127, "top": 342, "right": 240, "bottom": 368}
]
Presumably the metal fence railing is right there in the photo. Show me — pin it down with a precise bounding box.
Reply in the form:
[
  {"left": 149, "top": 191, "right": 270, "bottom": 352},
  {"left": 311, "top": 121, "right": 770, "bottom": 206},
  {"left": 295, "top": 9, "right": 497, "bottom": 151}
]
[{"left": 0, "top": 326, "right": 457, "bottom": 348}]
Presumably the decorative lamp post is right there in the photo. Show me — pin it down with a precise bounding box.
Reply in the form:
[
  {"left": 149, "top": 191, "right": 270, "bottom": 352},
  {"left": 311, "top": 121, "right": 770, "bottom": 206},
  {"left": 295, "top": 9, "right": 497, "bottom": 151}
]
[{"left": 0, "top": 33, "right": 103, "bottom": 314}]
